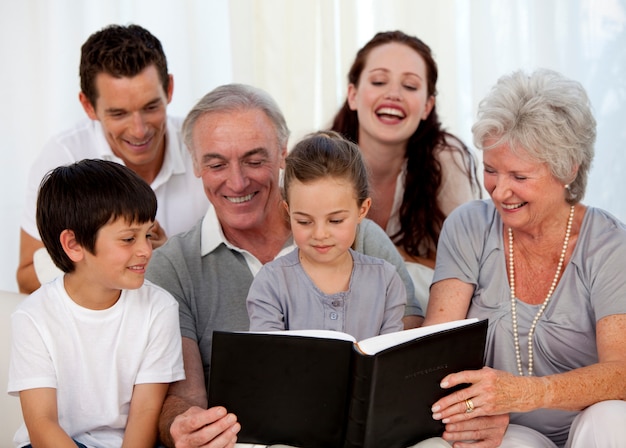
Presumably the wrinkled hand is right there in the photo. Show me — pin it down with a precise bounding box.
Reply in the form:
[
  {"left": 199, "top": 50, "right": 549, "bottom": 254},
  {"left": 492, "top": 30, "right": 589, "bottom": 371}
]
[
  {"left": 150, "top": 220, "right": 168, "bottom": 249},
  {"left": 170, "top": 406, "right": 239, "bottom": 448},
  {"left": 429, "top": 366, "right": 539, "bottom": 447},
  {"left": 432, "top": 366, "right": 538, "bottom": 422},
  {"left": 440, "top": 414, "right": 509, "bottom": 448}
]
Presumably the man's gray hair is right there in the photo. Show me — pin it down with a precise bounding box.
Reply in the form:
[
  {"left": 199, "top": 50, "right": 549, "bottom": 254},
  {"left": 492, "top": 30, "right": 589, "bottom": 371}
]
[{"left": 182, "top": 83, "right": 291, "bottom": 152}]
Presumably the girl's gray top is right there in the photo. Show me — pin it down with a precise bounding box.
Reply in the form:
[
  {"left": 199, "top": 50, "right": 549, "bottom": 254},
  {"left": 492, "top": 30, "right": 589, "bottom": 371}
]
[{"left": 247, "top": 248, "right": 406, "bottom": 341}]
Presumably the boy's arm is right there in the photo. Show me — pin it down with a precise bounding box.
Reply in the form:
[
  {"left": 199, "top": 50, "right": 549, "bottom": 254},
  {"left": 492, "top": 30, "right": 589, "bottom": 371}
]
[
  {"left": 20, "top": 388, "right": 77, "bottom": 448},
  {"left": 159, "top": 337, "right": 240, "bottom": 448},
  {"left": 122, "top": 382, "right": 170, "bottom": 448}
]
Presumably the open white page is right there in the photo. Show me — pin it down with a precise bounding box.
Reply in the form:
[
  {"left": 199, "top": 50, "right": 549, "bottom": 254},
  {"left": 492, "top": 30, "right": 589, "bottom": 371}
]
[
  {"left": 250, "top": 328, "right": 356, "bottom": 343},
  {"left": 355, "top": 318, "right": 479, "bottom": 355}
]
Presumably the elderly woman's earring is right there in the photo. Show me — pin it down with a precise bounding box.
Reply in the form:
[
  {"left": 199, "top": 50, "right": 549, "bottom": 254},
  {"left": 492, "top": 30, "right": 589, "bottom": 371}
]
[{"left": 564, "top": 184, "right": 572, "bottom": 200}]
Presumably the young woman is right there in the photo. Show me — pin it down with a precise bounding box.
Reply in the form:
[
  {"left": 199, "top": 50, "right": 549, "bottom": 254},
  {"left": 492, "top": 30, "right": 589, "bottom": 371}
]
[{"left": 331, "top": 31, "right": 481, "bottom": 311}]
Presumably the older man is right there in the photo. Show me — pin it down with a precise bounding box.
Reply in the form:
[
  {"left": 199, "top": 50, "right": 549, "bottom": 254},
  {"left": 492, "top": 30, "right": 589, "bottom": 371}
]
[{"left": 146, "top": 83, "right": 426, "bottom": 447}]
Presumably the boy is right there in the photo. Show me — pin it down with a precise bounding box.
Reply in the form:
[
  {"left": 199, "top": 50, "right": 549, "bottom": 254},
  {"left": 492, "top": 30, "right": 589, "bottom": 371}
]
[{"left": 8, "top": 159, "right": 185, "bottom": 447}]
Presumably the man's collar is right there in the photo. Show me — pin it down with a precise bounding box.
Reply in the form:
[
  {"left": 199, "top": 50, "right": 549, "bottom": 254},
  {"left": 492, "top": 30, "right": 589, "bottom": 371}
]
[
  {"left": 201, "top": 207, "right": 227, "bottom": 256},
  {"left": 200, "top": 207, "right": 296, "bottom": 273},
  {"left": 93, "top": 117, "right": 187, "bottom": 188},
  {"left": 92, "top": 121, "right": 118, "bottom": 160},
  {"left": 148, "top": 117, "right": 187, "bottom": 189}
]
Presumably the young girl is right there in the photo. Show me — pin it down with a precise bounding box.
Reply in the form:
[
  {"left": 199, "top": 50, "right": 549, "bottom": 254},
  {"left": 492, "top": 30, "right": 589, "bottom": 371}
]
[{"left": 246, "top": 130, "right": 406, "bottom": 340}]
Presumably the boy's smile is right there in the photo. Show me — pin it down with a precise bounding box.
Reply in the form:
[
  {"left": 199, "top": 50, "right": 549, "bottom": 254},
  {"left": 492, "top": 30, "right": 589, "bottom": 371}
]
[{"left": 64, "top": 218, "right": 154, "bottom": 309}]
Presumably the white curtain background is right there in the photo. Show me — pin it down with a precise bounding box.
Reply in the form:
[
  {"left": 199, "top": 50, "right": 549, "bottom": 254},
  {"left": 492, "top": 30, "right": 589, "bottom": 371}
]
[{"left": 1, "top": 0, "right": 625, "bottom": 292}]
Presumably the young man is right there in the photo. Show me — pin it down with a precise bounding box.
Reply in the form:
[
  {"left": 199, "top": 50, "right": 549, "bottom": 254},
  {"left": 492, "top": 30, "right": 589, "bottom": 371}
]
[
  {"left": 17, "top": 24, "right": 209, "bottom": 293},
  {"left": 145, "top": 84, "right": 423, "bottom": 447},
  {"left": 8, "top": 159, "right": 185, "bottom": 447}
]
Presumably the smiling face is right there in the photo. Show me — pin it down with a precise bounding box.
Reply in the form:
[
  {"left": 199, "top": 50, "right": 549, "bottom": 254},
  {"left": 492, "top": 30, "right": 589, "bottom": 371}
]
[
  {"left": 347, "top": 42, "right": 434, "bottom": 148},
  {"left": 79, "top": 64, "right": 173, "bottom": 179},
  {"left": 483, "top": 141, "right": 568, "bottom": 234},
  {"left": 287, "top": 176, "right": 370, "bottom": 268},
  {"left": 63, "top": 217, "right": 154, "bottom": 309},
  {"left": 190, "top": 108, "right": 287, "bottom": 235},
  {"left": 86, "top": 217, "right": 154, "bottom": 285}
]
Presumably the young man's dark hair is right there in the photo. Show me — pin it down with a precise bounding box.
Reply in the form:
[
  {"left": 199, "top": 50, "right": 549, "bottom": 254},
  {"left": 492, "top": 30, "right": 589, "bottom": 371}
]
[
  {"left": 36, "top": 159, "right": 157, "bottom": 273},
  {"left": 79, "top": 24, "right": 170, "bottom": 107}
]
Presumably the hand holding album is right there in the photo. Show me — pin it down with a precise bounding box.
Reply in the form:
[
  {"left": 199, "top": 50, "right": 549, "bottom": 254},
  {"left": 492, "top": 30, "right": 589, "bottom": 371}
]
[{"left": 209, "top": 318, "right": 487, "bottom": 448}]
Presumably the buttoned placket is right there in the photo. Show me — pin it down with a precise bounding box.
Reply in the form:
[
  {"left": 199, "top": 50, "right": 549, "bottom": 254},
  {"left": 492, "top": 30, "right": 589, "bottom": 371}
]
[{"left": 324, "top": 295, "right": 346, "bottom": 331}]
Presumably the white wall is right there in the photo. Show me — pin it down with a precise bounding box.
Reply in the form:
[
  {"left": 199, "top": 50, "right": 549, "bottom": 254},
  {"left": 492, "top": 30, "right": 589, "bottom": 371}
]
[{"left": 2, "top": 0, "right": 625, "bottom": 292}]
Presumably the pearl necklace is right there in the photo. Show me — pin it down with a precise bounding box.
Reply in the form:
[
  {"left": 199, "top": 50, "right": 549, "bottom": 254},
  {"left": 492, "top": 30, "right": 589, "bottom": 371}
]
[{"left": 508, "top": 205, "right": 575, "bottom": 376}]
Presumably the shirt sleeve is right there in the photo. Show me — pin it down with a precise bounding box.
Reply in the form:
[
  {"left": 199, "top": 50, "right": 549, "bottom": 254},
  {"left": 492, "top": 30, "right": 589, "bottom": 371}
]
[
  {"left": 356, "top": 219, "right": 423, "bottom": 317},
  {"left": 246, "top": 264, "right": 287, "bottom": 332},
  {"left": 433, "top": 201, "right": 491, "bottom": 287},
  {"left": 146, "top": 240, "right": 198, "bottom": 342},
  {"left": 379, "top": 268, "right": 408, "bottom": 335},
  {"left": 579, "top": 210, "right": 626, "bottom": 321},
  {"left": 135, "top": 291, "right": 185, "bottom": 384},
  {"left": 8, "top": 310, "right": 57, "bottom": 395},
  {"left": 436, "top": 142, "right": 482, "bottom": 217}
]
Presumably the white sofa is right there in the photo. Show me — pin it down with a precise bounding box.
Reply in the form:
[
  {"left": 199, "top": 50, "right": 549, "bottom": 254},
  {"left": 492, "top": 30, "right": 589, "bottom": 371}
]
[{"left": 1, "top": 290, "right": 26, "bottom": 447}]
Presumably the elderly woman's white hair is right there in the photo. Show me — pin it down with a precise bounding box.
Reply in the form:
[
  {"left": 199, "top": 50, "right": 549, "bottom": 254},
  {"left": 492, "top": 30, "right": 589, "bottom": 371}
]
[{"left": 472, "top": 68, "right": 596, "bottom": 204}]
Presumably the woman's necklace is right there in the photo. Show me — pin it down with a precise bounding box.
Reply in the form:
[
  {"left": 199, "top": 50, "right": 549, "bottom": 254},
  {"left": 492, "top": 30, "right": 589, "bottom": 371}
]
[{"left": 508, "top": 205, "right": 575, "bottom": 376}]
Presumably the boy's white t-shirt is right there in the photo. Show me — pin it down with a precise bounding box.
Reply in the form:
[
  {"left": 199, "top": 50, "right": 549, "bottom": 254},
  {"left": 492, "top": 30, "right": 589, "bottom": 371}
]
[{"left": 8, "top": 276, "right": 185, "bottom": 448}]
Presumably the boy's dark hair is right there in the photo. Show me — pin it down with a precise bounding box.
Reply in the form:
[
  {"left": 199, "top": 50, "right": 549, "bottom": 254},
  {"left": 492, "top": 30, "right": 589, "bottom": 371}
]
[
  {"left": 79, "top": 24, "right": 169, "bottom": 107},
  {"left": 36, "top": 159, "right": 157, "bottom": 273},
  {"left": 284, "top": 130, "right": 369, "bottom": 206}
]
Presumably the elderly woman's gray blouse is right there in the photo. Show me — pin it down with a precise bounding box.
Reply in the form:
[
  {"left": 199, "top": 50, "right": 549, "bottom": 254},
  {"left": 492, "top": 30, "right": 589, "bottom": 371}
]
[{"left": 433, "top": 199, "right": 626, "bottom": 447}]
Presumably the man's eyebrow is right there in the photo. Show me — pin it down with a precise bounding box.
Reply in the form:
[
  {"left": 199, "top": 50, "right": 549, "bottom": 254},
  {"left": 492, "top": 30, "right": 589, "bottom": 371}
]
[
  {"left": 200, "top": 152, "right": 226, "bottom": 164},
  {"left": 200, "top": 147, "right": 270, "bottom": 164},
  {"left": 104, "top": 97, "right": 163, "bottom": 114},
  {"left": 143, "top": 98, "right": 163, "bottom": 108},
  {"left": 241, "top": 147, "right": 270, "bottom": 158},
  {"left": 104, "top": 107, "right": 127, "bottom": 115}
]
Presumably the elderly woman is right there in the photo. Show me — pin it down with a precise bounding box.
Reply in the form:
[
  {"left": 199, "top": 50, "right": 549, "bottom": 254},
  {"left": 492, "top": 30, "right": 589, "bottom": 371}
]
[{"left": 423, "top": 69, "right": 626, "bottom": 447}]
